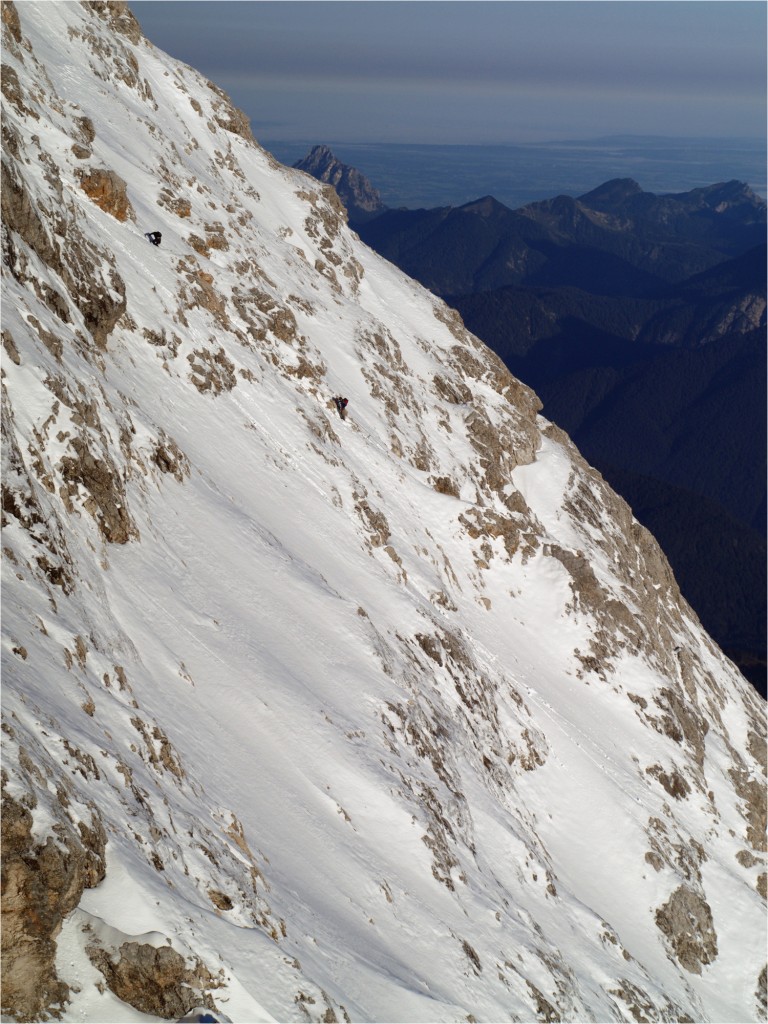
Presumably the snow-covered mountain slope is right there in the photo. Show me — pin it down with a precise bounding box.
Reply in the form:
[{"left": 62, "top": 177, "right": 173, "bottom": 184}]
[{"left": 1, "top": 4, "right": 765, "bottom": 1022}]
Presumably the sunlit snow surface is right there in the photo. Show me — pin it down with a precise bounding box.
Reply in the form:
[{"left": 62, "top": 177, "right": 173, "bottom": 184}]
[{"left": 1, "top": 4, "right": 765, "bottom": 1023}]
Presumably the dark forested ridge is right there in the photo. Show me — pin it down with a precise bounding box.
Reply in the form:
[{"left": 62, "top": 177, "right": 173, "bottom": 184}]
[
  {"left": 358, "top": 178, "right": 766, "bottom": 296},
  {"left": 304, "top": 153, "right": 767, "bottom": 693}
]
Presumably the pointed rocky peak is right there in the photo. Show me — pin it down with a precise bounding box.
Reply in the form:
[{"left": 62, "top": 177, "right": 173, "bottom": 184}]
[
  {"left": 578, "top": 178, "right": 644, "bottom": 209},
  {"left": 458, "top": 195, "right": 511, "bottom": 218},
  {"left": 293, "top": 144, "right": 337, "bottom": 177},
  {"left": 294, "top": 144, "right": 386, "bottom": 224}
]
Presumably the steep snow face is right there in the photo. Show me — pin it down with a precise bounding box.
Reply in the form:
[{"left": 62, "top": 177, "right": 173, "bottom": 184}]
[{"left": 1, "top": 4, "right": 765, "bottom": 1023}]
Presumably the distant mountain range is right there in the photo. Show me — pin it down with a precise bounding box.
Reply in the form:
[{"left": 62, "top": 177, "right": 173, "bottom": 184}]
[
  {"left": 357, "top": 178, "right": 765, "bottom": 296},
  {"left": 295, "top": 149, "right": 767, "bottom": 692},
  {"left": 270, "top": 137, "right": 767, "bottom": 211}
]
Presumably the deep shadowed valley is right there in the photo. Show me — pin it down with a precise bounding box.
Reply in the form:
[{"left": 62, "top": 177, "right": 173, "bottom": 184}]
[{"left": 295, "top": 148, "right": 767, "bottom": 693}]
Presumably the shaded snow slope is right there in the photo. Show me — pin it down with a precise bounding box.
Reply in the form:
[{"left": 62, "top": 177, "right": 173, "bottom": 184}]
[{"left": 1, "top": 3, "right": 765, "bottom": 1022}]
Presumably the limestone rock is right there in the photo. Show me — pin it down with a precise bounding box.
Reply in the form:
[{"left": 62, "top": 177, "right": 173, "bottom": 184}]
[
  {"left": 655, "top": 884, "right": 718, "bottom": 974},
  {"left": 1, "top": 776, "right": 106, "bottom": 1022},
  {"left": 87, "top": 940, "right": 223, "bottom": 1020},
  {"left": 77, "top": 167, "right": 135, "bottom": 222}
]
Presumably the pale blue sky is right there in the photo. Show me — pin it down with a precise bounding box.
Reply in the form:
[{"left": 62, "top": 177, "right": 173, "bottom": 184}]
[{"left": 133, "top": 2, "right": 767, "bottom": 144}]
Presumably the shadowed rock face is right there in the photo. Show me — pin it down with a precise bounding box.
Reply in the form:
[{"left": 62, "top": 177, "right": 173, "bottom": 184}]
[{"left": 294, "top": 145, "right": 387, "bottom": 224}]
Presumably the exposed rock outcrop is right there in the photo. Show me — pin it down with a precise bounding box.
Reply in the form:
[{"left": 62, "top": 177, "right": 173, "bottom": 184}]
[
  {"left": 60, "top": 436, "right": 138, "bottom": 544},
  {"left": 77, "top": 166, "right": 135, "bottom": 223},
  {"left": 655, "top": 885, "right": 718, "bottom": 974},
  {"left": 2, "top": 142, "right": 127, "bottom": 351},
  {"left": 1, "top": 772, "right": 106, "bottom": 1021},
  {"left": 87, "top": 940, "right": 223, "bottom": 1020}
]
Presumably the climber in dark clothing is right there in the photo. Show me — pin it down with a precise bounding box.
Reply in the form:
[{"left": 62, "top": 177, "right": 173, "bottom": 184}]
[
  {"left": 145, "top": 231, "right": 162, "bottom": 246},
  {"left": 333, "top": 396, "right": 349, "bottom": 420}
]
